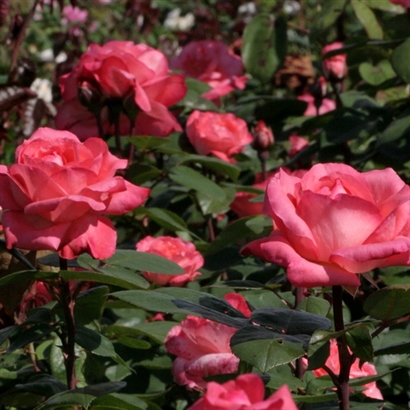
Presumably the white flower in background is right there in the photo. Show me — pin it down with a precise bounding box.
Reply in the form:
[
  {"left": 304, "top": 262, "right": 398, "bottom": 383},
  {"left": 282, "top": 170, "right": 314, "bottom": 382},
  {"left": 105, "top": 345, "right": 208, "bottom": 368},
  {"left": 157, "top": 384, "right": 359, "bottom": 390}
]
[
  {"left": 164, "top": 8, "right": 195, "bottom": 32},
  {"left": 37, "top": 48, "right": 67, "bottom": 64},
  {"left": 30, "top": 78, "right": 53, "bottom": 104},
  {"left": 283, "top": 0, "right": 301, "bottom": 15}
]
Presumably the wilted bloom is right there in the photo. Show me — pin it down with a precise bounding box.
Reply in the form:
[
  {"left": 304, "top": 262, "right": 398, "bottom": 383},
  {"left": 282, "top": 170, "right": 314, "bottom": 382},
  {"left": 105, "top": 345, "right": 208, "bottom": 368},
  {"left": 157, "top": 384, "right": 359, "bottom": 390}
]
[
  {"left": 0, "top": 128, "right": 150, "bottom": 260},
  {"left": 170, "top": 40, "right": 247, "bottom": 101},
  {"left": 165, "top": 293, "right": 250, "bottom": 390},
  {"left": 322, "top": 42, "right": 347, "bottom": 81},
  {"left": 188, "top": 374, "right": 297, "bottom": 410},
  {"left": 186, "top": 110, "right": 253, "bottom": 163},
  {"left": 242, "top": 163, "right": 410, "bottom": 288},
  {"left": 135, "top": 235, "right": 204, "bottom": 286},
  {"left": 312, "top": 340, "right": 383, "bottom": 400},
  {"left": 55, "top": 41, "right": 186, "bottom": 140}
]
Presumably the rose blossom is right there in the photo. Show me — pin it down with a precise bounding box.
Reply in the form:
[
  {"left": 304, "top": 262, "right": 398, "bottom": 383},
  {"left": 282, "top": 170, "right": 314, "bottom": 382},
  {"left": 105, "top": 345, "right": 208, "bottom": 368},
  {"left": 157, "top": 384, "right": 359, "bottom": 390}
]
[
  {"left": 188, "top": 374, "right": 297, "bottom": 410},
  {"left": 61, "top": 5, "right": 88, "bottom": 24},
  {"left": 165, "top": 293, "right": 250, "bottom": 390},
  {"left": 170, "top": 40, "right": 247, "bottom": 101},
  {"left": 135, "top": 235, "right": 204, "bottom": 286},
  {"left": 186, "top": 110, "right": 253, "bottom": 163},
  {"left": 312, "top": 340, "right": 383, "bottom": 400},
  {"left": 0, "top": 127, "right": 150, "bottom": 260},
  {"left": 289, "top": 135, "right": 309, "bottom": 157},
  {"left": 55, "top": 41, "right": 186, "bottom": 140},
  {"left": 242, "top": 163, "right": 410, "bottom": 288},
  {"left": 322, "top": 42, "right": 347, "bottom": 80}
]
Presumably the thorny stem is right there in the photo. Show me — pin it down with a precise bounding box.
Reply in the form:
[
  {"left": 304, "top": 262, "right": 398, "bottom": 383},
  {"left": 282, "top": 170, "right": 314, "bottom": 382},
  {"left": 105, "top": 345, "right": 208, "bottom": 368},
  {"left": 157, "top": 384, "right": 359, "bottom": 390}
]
[
  {"left": 332, "top": 285, "right": 353, "bottom": 410},
  {"left": 295, "top": 287, "right": 306, "bottom": 379},
  {"left": 59, "top": 257, "right": 77, "bottom": 390}
]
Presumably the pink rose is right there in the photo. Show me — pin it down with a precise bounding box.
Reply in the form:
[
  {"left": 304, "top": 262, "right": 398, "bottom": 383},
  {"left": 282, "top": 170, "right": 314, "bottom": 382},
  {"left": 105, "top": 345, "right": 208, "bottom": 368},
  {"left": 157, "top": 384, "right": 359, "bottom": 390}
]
[
  {"left": 389, "top": 0, "right": 410, "bottom": 7},
  {"left": 186, "top": 110, "right": 253, "bottom": 163},
  {"left": 170, "top": 40, "right": 247, "bottom": 101},
  {"left": 188, "top": 374, "right": 297, "bottom": 410},
  {"left": 298, "top": 93, "right": 336, "bottom": 116},
  {"left": 135, "top": 235, "right": 204, "bottom": 286},
  {"left": 312, "top": 340, "right": 383, "bottom": 400},
  {"left": 0, "top": 127, "right": 149, "bottom": 260},
  {"left": 242, "top": 163, "right": 410, "bottom": 288},
  {"left": 165, "top": 293, "right": 250, "bottom": 390},
  {"left": 55, "top": 41, "right": 186, "bottom": 140},
  {"left": 289, "top": 135, "right": 309, "bottom": 157},
  {"left": 230, "top": 173, "right": 272, "bottom": 218},
  {"left": 322, "top": 42, "right": 347, "bottom": 80}
]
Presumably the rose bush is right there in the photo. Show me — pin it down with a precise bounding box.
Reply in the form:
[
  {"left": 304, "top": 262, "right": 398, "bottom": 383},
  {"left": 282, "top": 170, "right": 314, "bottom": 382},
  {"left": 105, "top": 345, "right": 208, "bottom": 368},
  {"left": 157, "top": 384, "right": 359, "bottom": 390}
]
[
  {"left": 165, "top": 293, "right": 250, "bottom": 390},
  {"left": 186, "top": 110, "right": 253, "bottom": 163},
  {"left": 170, "top": 39, "right": 247, "bottom": 101},
  {"left": 298, "top": 93, "right": 336, "bottom": 116},
  {"left": 188, "top": 374, "right": 297, "bottom": 410},
  {"left": 0, "top": 127, "right": 149, "bottom": 260},
  {"left": 242, "top": 163, "right": 410, "bottom": 288},
  {"left": 135, "top": 235, "right": 204, "bottom": 286},
  {"left": 312, "top": 340, "right": 383, "bottom": 400},
  {"left": 55, "top": 40, "right": 186, "bottom": 140}
]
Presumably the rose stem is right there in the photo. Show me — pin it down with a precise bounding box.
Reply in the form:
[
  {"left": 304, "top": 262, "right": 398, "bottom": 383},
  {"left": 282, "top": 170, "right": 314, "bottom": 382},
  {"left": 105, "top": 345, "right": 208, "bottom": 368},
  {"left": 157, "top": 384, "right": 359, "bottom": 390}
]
[
  {"left": 332, "top": 285, "right": 353, "bottom": 410},
  {"left": 295, "top": 286, "right": 305, "bottom": 379},
  {"left": 59, "top": 257, "right": 77, "bottom": 390},
  {"left": 95, "top": 111, "right": 105, "bottom": 140}
]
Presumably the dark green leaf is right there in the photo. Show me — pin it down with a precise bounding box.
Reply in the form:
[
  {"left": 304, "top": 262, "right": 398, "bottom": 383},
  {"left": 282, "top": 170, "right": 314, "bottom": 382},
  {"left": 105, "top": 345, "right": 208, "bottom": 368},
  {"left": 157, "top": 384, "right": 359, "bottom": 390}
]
[
  {"left": 127, "top": 164, "right": 162, "bottom": 186},
  {"left": 196, "top": 186, "right": 236, "bottom": 215},
  {"left": 231, "top": 338, "right": 305, "bottom": 372},
  {"left": 7, "top": 324, "right": 54, "bottom": 353},
  {"left": 359, "top": 60, "right": 396, "bottom": 86},
  {"left": 170, "top": 165, "right": 226, "bottom": 200},
  {"left": 74, "top": 286, "right": 109, "bottom": 325},
  {"left": 297, "top": 296, "right": 331, "bottom": 317},
  {"left": 75, "top": 325, "right": 117, "bottom": 358},
  {"left": 128, "top": 136, "right": 169, "bottom": 150},
  {"left": 363, "top": 285, "right": 410, "bottom": 321},
  {"left": 351, "top": 0, "right": 383, "bottom": 39},
  {"left": 346, "top": 324, "right": 373, "bottom": 362},
  {"left": 242, "top": 14, "right": 287, "bottom": 82},
  {"left": 374, "top": 341, "right": 410, "bottom": 356},
  {"left": 377, "top": 110, "right": 410, "bottom": 145},
  {"left": 104, "top": 250, "right": 184, "bottom": 275},
  {"left": 391, "top": 38, "right": 410, "bottom": 84},
  {"left": 16, "top": 374, "right": 67, "bottom": 397}
]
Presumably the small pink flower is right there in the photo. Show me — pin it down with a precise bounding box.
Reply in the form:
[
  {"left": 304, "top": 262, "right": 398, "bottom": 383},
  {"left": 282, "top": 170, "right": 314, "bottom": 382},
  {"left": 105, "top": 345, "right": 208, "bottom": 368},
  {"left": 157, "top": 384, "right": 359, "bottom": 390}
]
[
  {"left": 289, "top": 135, "right": 309, "bottom": 157},
  {"left": 312, "top": 340, "right": 383, "bottom": 400},
  {"left": 322, "top": 42, "right": 347, "bottom": 80},
  {"left": 135, "top": 236, "right": 203, "bottom": 287},
  {"left": 186, "top": 110, "right": 253, "bottom": 163},
  {"left": 61, "top": 5, "right": 88, "bottom": 24},
  {"left": 188, "top": 374, "right": 298, "bottom": 410}
]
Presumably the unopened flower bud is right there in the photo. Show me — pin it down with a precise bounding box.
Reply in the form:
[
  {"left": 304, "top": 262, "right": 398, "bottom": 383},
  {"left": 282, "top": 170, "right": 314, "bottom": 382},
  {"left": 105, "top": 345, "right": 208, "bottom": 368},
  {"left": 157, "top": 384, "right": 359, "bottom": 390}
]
[
  {"left": 251, "top": 120, "right": 274, "bottom": 152},
  {"left": 77, "top": 80, "right": 103, "bottom": 109}
]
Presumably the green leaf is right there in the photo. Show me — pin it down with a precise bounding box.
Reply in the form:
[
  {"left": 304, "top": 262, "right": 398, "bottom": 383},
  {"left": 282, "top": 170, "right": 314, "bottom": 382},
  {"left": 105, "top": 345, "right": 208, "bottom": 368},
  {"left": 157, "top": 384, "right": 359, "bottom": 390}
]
[
  {"left": 374, "top": 341, "right": 410, "bottom": 356},
  {"left": 104, "top": 250, "right": 184, "bottom": 275},
  {"left": 310, "top": 0, "right": 347, "bottom": 41},
  {"left": 75, "top": 286, "right": 109, "bottom": 325},
  {"left": 196, "top": 186, "right": 236, "bottom": 215},
  {"left": 351, "top": 0, "right": 383, "bottom": 39},
  {"left": 75, "top": 325, "right": 117, "bottom": 358},
  {"left": 7, "top": 324, "right": 54, "bottom": 353},
  {"left": 127, "top": 164, "right": 162, "bottom": 186},
  {"left": 346, "top": 324, "right": 373, "bottom": 362},
  {"left": 377, "top": 111, "right": 410, "bottom": 145},
  {"left": 91, "top": 392, "right": 152, "bottom": 410},
  {"left": 128, "top": 136, "right": 169, "bottom": 150},
  {"left": 232, "top": 338, "right": 305, "bottom": 372},
  {"left": 16, "top": 374, "right": 67, "bottom": 397},
  {"left": 363, "top": 285, "right": 410, "bottom": 321},
  {"left": 177, "top": 77, "right": 217, "bottom": 111},
  {"left": 178, "top": 154, "right": 240, "bottom": 181},
  {"left": 358, "top": 60, "right": 396, "bottom": 86},
  {"left": 391, "top": 37, "right": 410, "bottom": 84},
  {"left": 297, "top": 296, "right": 331, "bottom": 317},
  {"left": 169, "top": 165, "right": 226, "bottom": 200},
  {"left": 242, "top": 14, "right": 287, "bottom": 82}
]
